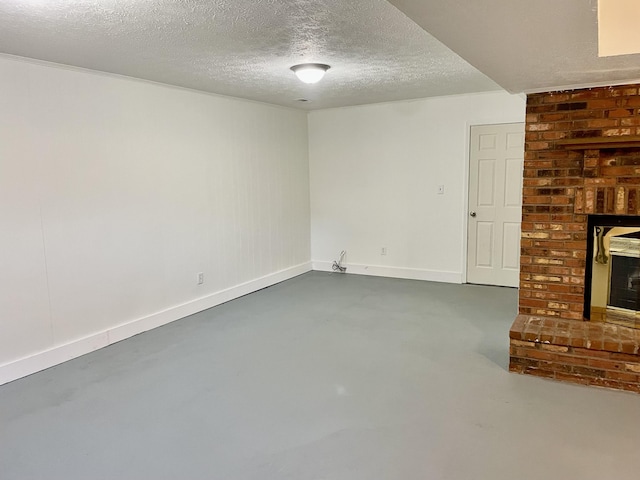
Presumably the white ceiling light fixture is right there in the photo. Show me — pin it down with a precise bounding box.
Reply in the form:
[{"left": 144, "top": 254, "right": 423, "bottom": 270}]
[{"left": 290, "top": 63, "right": 331, "bottom": 84}]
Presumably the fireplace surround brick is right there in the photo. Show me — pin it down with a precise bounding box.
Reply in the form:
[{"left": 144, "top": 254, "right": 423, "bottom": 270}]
[{"left": 510, "top": 83, "right": 640, "bottom": 393}]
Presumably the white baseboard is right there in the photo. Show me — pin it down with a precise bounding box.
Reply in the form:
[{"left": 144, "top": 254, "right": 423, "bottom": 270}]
[
  {"left": 0, "top": 262, "right": 312, "bottom": 386},
  {"left": 311, "top": 260, "right": 462, "bottom": 284}
]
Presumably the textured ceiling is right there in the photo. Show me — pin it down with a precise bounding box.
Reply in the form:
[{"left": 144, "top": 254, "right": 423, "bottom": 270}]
[
  {"left": 0, "top": 0, "right": 500, "bottom": 110},
  {"left": 389, "top": 0, "right": 640, "bottom": 94}
]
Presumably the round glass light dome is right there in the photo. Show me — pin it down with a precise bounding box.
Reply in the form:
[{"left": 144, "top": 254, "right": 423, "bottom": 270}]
[{"left": 290, "top": 63, "right": 331, "bottom": 84}]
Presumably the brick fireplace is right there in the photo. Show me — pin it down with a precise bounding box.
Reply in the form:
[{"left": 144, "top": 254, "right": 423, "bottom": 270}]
[{"left": 509, "top": 84, "right": 640, "bottom": 393}]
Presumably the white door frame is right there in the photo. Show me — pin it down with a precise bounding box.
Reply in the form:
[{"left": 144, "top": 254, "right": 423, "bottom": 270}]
[{"left": 461, "top": 119, "right": 525, "bottom": 284}]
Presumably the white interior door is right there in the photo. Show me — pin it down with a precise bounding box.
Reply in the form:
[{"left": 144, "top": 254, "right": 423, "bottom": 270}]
[{"left": 467, "top": 123, "right": 524, "bottom": 287}]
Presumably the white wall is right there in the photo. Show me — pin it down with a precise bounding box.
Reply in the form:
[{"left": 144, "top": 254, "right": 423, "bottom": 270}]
[
  {"left": 308, "top": 91, "right": 525, "bottom": 282},
  {"left": 0, "top": 56, "right": 310, "bottom": 384}
]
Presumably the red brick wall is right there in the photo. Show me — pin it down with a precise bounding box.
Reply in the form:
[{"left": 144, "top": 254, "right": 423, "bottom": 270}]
[{"left": 521, "top": 84, "right": 640, "bottom": 320}]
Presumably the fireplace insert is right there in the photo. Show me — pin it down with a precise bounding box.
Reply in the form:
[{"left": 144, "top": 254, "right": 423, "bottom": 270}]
[
  {"left": 585, "top": 215, "right": 640, "bottom": 328},
  {"left": 609, "top": 237, "right": 640, "bottom": 311}
]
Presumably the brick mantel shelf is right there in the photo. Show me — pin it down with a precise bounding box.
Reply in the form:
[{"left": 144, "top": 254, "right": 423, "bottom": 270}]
[{"left": 556, "top": 135, "right": 640, "bottom": 150}]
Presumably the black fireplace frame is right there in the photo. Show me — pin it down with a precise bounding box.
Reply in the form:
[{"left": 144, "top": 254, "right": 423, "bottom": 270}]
[{"left": 584, "top": 214, "right": 640, "bottom": 320}]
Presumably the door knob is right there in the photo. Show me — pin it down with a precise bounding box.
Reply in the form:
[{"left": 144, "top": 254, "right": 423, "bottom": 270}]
[{"left": 470, "top": 211, "right": 477, "bottom": 217}]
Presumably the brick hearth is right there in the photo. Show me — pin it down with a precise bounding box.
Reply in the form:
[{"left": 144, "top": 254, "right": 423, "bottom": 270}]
[
  {"left": 510, "top": 83, "right": 640, "bottom": 393},
  {"left": 510, "top": 315, "right": 640, "bottom": 393}
]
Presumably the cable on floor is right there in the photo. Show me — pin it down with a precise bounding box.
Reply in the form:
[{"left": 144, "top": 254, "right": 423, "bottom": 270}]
[{"left": 332, "top": 250, "right": 347, "bottom": 273}]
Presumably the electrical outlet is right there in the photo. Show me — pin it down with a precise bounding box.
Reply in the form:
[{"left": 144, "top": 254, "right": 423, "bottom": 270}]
[
  {"left": 197, "top": 272, "right": 204, "bottom": 285},
  {"left": 437, "top": 184, "right": 445, "bottom": 195},
  {"left": 381, "top": 247, "right": 387, "bottom": 255}
]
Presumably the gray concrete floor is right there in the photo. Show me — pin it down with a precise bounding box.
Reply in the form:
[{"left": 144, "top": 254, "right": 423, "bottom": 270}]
[{"left": 1, "top": 271, "right": 639, "bottom": 480}]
